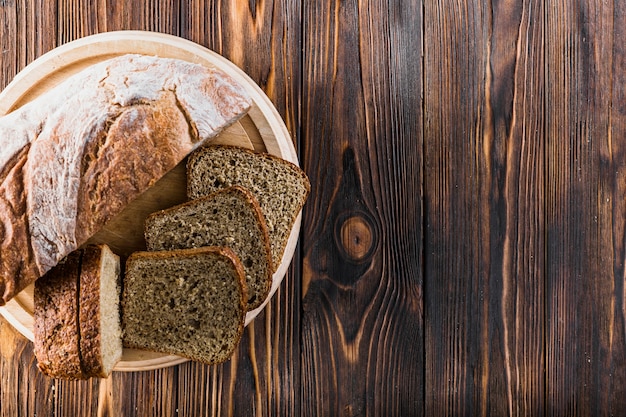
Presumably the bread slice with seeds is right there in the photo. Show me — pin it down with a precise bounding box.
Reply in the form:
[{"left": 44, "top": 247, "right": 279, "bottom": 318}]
[
  {"left": 122, "top": 246, "right": 247, "bottom": 365},
  {"left": 144, "top": 186, "right": 272, "bottom": 310},
  {"left": 186, "top": 145, "right": 310, "bottom": 271}
]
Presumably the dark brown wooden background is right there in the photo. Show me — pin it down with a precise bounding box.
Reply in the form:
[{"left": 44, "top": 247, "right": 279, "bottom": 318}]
[{"left": 0, "top": 0, "right": 624, "bottom": 416}]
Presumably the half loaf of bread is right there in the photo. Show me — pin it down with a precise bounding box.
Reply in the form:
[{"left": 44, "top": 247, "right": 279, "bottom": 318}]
[
  {"left": 0, "top": 54, "right": 252, "bottom": 305},
  {"left": 122, "top": 247, "right": 247, "bottom": 365},
  {"left": 186, "top": 145, "right": 311, "bottom": 271},
  {"left": 34, "top": 244, "right": 122, "bottom": 379},
  {"left": 144, "top": 186, "right": 273, "bottom": 310}
]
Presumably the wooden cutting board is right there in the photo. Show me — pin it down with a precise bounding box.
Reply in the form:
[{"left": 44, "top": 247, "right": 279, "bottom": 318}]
[{"left": 0, "top": 31, "right": 302, "bottom": 372}]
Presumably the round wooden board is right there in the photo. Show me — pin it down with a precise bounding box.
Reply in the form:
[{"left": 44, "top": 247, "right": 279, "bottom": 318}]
[{"left": 0, "top": 31, "right": 302, "bottom": 372}]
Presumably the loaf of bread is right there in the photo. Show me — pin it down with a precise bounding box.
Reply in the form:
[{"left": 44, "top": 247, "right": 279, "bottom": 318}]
[
  {"left": 187, "top": 145, "right": 310, "bottom": 271},
  {"left": 144, "top": 186, "right": 273, "bottom": 310},
  {"left": 0, "top": 54, "right": 251, "bottom": 305},
  {"left": 122, "top": 247, "right": 247, "bottom": 365},
  {"left": 34, "top": 244, "right": 122, "bottom": 379}
]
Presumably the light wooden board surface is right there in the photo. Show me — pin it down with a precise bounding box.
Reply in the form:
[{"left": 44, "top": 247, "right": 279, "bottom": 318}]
[{"left": 0, "top": 31, "right": 301, "bottom": 372}]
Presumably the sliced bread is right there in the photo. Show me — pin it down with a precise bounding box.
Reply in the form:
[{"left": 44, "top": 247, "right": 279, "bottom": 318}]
[
  {"left": 122, "top": 247, "right": 247, "bottom": 365},
  {"left": 144, "top": 186, "right": 273, "bottom": 310},
  {"left": 34, "top": 251, "right": 83, "bottom": 379},
  {"left": 33, "top": 244, "right": 122, "bottom": 379},
  {"left": 186, "top": 145, "right": 310, "bottom": 271},
  {"left": 78, "top": 244, "right": 123, "bottom": 378}
]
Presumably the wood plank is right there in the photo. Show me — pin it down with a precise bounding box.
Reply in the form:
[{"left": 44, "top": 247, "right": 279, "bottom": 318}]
[
  {"left": 300, "top": 1, "right": 423, "bottom": 415},
  {"left": 423, "top": 0, "right": 490, "bottom": 413},
  {"left": 179, "top": 1, "right": 303, "bottom": 415},
  {"left": 423, "top": 0, "right": 545, "bottom": 414},
  {"left": 487, "top": 1, "right": 546, "bottom": 414},
  {"left": 545, "top": 0, "right": 626, "bottom": 414},
  {"left": 111, "top": 368, "right": 179, "bottom": 416},
  {"left": 54, "top": 379, "right": 101, "bottom": 416},
  {"left": 0, "top": 0, "right": 57, "bottom": 89},
  {"left": 57, "top": 0, "right": 182, "bottom": 36},
  {"left": 0, "top": 317, "right": 55, "bottom": 417},
  {"left": 606, "top": 0, "right": 626, "bottom": 410}
]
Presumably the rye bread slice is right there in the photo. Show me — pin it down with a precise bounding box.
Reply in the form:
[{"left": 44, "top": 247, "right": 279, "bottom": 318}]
[
  {"left": 144, "top": 186, "right": 272, "bottom": 310},
  {"left": 122, "top": 247, "right": 247, "bottom": 365},
  {"left": 186, "top": 145, "right": 310, "bottom": 271}
]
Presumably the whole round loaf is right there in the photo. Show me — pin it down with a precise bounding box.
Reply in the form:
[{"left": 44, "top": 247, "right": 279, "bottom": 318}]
[{"left": 0, "top": 54, "right": 252, "bottom": 305}]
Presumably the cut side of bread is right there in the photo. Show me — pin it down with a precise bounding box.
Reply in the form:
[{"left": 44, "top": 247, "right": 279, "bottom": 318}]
[
  {"left": 33, "top": 244, "right": 121, "bottom": 379},
  {"left": 78, "top": 244, "right": 123, "bottom": 378},
  {"left": 186, "top": 145, "right": 310, "bottom": 271},
  {"left": 144, "top": 186, "right": 272, "bottom": 310},
  {"left": 122, "top": 247, "right": 247, "bottom": 365}
]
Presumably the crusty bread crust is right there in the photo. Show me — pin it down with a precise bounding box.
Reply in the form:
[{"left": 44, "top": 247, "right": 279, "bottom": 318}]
[
  {"left": 33, "top": 251, "right": 84, "bottom": 379},
  {"left": 0, "top": 54, "right": 251, "bottom": 305},
  {"left": 34, "top": 244, "right": 121, "bottom": 379},
  {"left": 0, "top": 148, "right": 39, "bottom": 303}
]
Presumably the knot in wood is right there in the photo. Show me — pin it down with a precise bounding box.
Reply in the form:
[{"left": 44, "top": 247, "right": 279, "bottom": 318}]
[{"left": 334, "top": 211, "right": 376, "bottom": 263}]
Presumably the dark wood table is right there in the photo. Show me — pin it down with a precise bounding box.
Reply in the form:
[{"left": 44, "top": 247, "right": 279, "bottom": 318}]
[{"left": 0, "top": 1, "right": 625, "bottom": 415}]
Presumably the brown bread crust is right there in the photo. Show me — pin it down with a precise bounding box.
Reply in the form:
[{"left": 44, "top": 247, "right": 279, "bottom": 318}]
[
  {"left": 33, "top": 251, "right": 84, "bottom": 379},
  {"left": 0, "top": 148, "right": 40, "bottom": 303},
  {"left": 78, "top": 245, "right": 107, "bottom": 378}
]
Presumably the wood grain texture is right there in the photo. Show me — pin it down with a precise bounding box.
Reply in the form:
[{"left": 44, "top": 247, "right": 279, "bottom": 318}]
[
  {"left": 2, "top": 0, "right": 626, "bottom": 415},
  {"left": 424, "top": 0, "right": 545, "bottom": 415},
  {"left": 0, "top": 0, "right": 57, "bottom": 89},
  {"left": 0, "top": 318, "right": 54, "bottom": 417},
  {"left": 301, "top": 1, "right": 423, "bottom": 416},
  {"left": 545, "top": 0, "right": 626, "bottom": 414}
]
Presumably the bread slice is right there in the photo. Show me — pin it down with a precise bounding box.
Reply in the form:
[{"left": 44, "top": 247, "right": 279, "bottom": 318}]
[
  {"left": 33, "top": 244, "right": 122, "bottom": 379},
  {"left": 144, "top": 186, "right": 272, "bottom": 310},
  {"left": 122, "top": 247, "right": 247, "bottom": 365},
  {"left": 34, "top": 251, "right": 84, "bottom": 379},
  {"left": 78, "top": 244, "right": 123, "bottom": 378},
  {"left": 186, "top": 145, "right": 310, "bottom": 271}
]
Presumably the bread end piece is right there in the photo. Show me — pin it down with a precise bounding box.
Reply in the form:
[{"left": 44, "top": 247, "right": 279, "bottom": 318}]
[
  {"left": 34, "top": 251, "right": 84, "bottom": 379},
  {"left": 33, "top": 244, "right": 122, "bottom": 379}
]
